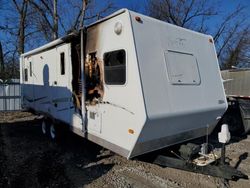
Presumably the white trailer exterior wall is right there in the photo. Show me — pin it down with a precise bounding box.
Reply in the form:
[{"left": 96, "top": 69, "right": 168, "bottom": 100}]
[
  {"left": 129, "top": 11, "right": 227, "bottom": 157},
  {"left": 20, "top": 9, "right": 227, "bottom": 158}
]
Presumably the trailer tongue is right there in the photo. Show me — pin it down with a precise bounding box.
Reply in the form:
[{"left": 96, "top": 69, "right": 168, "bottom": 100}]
[
  {"left": 154, "top": 154, "right": 248, "bottom": 181},
  {"left": 152, "top": 124, "right": 248, "bottom": 181}
]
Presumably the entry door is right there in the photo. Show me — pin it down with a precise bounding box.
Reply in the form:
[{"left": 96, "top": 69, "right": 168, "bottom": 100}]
[
  {"left": 24, "top": 56, "right": 35, "bottom": 109},
  {"left": 52, "top": 44, "right": 71, "bottom": 123}
]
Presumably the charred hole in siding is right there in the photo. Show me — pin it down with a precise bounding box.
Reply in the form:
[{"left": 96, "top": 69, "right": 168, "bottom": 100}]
[
  {"left": 85, "top": 52, "right": 104, "bottom": 105},
  {"left": 84, "top": 25, "right": 104, "bottom": 105},
  {"left": 70, "top": 30, "right": 104, "bottom": 109}
]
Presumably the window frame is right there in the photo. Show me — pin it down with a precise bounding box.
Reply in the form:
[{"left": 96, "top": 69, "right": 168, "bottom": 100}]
[
  {"left": 24, "top": 68, "right": 28, "bottom": 82},
  {"left": 29, "top": 62, "right": 32, "bottom": 77},
  {"left": 103, "top": 49, "right": 127, "bottom": 86},
  {"left": 60, "top": 52, "right": 65, "bottom": 75},
  {"left": 165, "top": 50, "right": 201, "bottom": 86}
]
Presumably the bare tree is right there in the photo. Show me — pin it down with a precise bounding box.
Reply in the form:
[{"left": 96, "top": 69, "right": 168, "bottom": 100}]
[
  {"left": 31, "top": 0, "right": 58, "bottom": 40},
  {"left": 0, "top": 0, "right": 30, "bottom": 79},
  {"left": 0, "top": 41, "right": 4, "bottom": 74},
  {"left": 11, "top": 0, "right": 29, "bottom": 55},
  {"left": 79, "top": 0, "right": 88, "bottom": 29},
  {"left": 28, "top": 0, "right": 59, "bottom": 41},
  {"left": 27, "top": 0, "right": 114, "bottom": 41},
  {"left": 222, "top": 28, "right": 250, "bottom": 69},
  {"left": 0, "top": 0, "right": 115, "bottom": 79},
  {"left": 146, "top": 0, "right": 249, "bottom": 68},
  {"left": 146, "top": 0, "right": 217, "bottom": 32},
  {"left": 68, "top": 0, "right": 115, "bottom": 31},
  {"left": 1, "top": 0, "right": 38, "bottom": 55},
  {"left": 0, "top": 41, "right": 19, "bottom": 80},
  {"left": 53, "top": 0, "right": 58, "bottom": 39}
]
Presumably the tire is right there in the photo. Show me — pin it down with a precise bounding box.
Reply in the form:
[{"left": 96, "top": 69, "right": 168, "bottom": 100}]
[
  {"left": 41, "top": 120, "right": 48, "bottom": 135},
  {"left": 49, "top": 123, "right": 57, "bottom": 140},
  {"left": 219, "top": 104, "right": 244, "bottom": 135}
]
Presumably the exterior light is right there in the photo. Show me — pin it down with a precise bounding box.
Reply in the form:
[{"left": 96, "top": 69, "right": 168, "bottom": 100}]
[
  {"left": 135, "top": 16, "right": 142, "bottom": 23},
  {"left": 114, "top": 21, "right": 123, "bottom": 35}
]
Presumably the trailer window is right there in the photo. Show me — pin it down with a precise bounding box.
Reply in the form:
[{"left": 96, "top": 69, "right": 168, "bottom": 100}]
[
  {"left": 104, "top": 50, "right": 126, "bottom": 85},
  {"left": 165, "top": 51, "right": 200, "bottom": 85},
  {"left": 29, "top": 62, "right": 32, "bottom": 77},
  {"left": 24, "top": 68, "right": 28, "bottom": 82},
  {"left": 60, "top": 52, "right": 65, "bottom": 75}
]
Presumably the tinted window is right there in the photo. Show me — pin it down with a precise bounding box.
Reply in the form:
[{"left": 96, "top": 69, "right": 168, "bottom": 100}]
[
  {"left": 29, "top": 62, "right": 32, "bottom": 77},
  {"left": 60, "top": 52, "right": 65, "bottom": 75},
  {"left": 24, "top": 68, "right": 28, "bottom": 81},
  {"left": 104, "top": 50, "right": 126, "bottom": 85}
]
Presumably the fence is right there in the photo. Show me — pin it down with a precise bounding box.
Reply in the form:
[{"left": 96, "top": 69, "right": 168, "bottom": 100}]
[{"left": 0, "top": 79, "right": 21, "bottom": 111}]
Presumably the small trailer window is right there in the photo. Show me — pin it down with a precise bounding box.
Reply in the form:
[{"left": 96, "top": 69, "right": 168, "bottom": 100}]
[
  {"left": 29, "top": 62, "right": 32, "bottom": 77},
  {"left": 165, "top": 51, "right": 201, "bottom": 85},
  {"left": 24, "top": 68, "right": 28, "bottom": 81},
  {"left": 104, "top": 49, "right": 126, "bottom": 85},
  {"left": 60, "top": 52, "right": 65, "bottom": 75}
]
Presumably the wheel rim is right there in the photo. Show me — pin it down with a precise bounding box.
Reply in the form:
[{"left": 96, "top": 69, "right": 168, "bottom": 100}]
[
  {"left": 42, "top": 121, "right": 46, "bottom": 135},
  {"left": 50, "top": 124, "right": 56, "bottom": 140}
]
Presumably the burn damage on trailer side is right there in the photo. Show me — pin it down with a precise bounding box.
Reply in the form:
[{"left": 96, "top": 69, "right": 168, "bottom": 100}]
[
  {"left": 70, "top": 34, "right": 82, "bottom": 110},
  {"left": 84, "top": 52, "right": 104, "bottom": 104},
  {"left": 70, "top": 32, "right": 104, "bottom": 112}
]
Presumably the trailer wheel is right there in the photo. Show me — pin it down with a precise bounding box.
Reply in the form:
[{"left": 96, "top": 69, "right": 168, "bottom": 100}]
[
  {"left": 41, "top": 120, "right": 48, "bottom": 135},
  {"left": 49, "top": 123, "right": 57, "bottom": 140}
]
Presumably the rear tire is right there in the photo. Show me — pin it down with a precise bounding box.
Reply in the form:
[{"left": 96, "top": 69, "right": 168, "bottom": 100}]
[
  {"left": 219, "top": 103, "right": 244, "bottom": 135},
  {"left": 49, "top": 123, "right": 57, "bottom": 140},
  {"left": 41, "top": 120, "right": 48, "bottom": 135}
]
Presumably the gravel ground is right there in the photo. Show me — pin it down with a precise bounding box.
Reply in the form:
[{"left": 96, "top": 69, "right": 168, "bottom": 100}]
[{"left": 0, "top": 111, "right": 249, "bottom": 188}]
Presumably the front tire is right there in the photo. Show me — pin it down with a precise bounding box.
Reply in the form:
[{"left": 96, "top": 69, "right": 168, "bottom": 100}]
[{"left": 49, "top": 123, "right": 57, "bottom": 140}]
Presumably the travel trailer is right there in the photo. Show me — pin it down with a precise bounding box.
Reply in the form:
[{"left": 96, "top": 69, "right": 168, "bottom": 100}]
[{"left": 20, "top": 9, "right": 227, "bottom": 159}]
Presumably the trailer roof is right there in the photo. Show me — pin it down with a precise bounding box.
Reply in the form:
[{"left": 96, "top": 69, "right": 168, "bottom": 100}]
[
  {"left": 86, "top": 9, "right": 127, "bottom": 28},
  {"left": 21, "top": 32, "right": 79, "bottom": 57}
]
